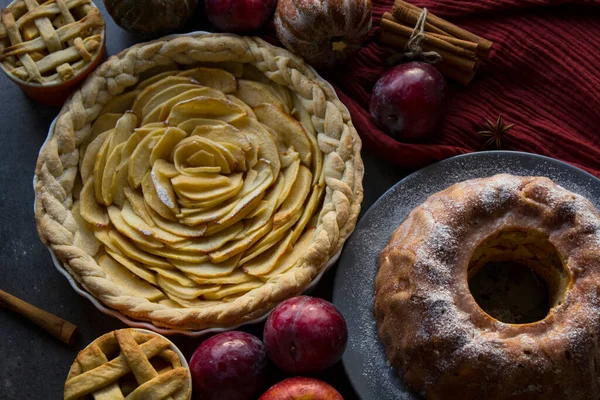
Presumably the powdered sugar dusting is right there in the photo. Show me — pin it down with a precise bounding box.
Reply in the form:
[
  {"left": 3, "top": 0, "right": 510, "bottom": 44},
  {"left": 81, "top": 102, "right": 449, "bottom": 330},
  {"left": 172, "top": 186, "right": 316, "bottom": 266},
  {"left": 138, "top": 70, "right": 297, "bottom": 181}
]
[
  {"left": 151, "top": 170, "right": 175, "bottom": 209},
  {"left": 333, "top": 152, "right": 600, "bottom": 400}
]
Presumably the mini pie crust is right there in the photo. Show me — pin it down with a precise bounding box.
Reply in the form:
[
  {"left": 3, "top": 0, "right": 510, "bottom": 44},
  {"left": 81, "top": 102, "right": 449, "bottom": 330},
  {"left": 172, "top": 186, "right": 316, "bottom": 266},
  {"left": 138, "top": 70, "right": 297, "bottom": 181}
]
[
  {"left": 0, "top": 0, "right": 105, "bottom": 84},
  {"left": 34, "top": 33, "right": 363, "bottom": 330},
  {"left": 64, "top": 328, "right": 191, "bottom": 399}
]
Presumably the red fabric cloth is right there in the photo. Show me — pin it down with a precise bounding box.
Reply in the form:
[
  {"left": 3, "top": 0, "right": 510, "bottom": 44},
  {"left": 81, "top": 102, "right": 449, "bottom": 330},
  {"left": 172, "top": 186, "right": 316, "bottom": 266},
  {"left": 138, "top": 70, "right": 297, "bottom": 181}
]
[{"left": 312, "top": 0, "right": 600, "bottom": 177}]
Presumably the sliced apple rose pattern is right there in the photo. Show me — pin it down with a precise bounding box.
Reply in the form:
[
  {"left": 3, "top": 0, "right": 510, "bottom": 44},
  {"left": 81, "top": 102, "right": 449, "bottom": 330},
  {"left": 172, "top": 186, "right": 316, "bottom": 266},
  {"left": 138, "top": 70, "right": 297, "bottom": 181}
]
[{"left": 35, "top": 35, "right": 363, "bottom": 330}]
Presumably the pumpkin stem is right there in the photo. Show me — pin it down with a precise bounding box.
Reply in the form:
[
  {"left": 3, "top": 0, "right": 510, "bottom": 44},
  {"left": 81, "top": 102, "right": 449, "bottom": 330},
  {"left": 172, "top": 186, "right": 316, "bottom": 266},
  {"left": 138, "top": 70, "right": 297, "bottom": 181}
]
[{"left": 330, "top": 37, "right": 347, "bottom": 52}]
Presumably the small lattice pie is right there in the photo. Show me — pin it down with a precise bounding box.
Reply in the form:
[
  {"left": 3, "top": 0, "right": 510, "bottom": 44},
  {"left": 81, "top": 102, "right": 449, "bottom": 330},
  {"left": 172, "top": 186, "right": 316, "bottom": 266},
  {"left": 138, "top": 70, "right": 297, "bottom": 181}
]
[
  {"left": 0, "top": 0, "right": 105, "bottom": 84},
  {"left": 34, "top": 33, "right": 363, "bottom": 330},
  {"left": 64, "top": 329, "right": 191, "bottom": 400}
]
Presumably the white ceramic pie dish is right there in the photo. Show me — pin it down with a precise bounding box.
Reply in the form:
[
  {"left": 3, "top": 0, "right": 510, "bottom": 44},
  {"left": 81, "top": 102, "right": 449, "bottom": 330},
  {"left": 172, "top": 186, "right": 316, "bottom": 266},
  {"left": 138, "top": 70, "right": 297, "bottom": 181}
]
[
  {"left": 34, "top": 30, "right": 357, "bottom": 337},
  {"left": 76, "top": 328, "right": 192, "bottom": 399}
]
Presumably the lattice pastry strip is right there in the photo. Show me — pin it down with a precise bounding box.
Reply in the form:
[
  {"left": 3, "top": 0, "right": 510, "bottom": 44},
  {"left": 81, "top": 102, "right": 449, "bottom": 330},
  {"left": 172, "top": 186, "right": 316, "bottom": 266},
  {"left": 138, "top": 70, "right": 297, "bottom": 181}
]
[
  {"left": 0, "top": 0, "right": 104, "bottom": 84},
  {"left": 64, "top": 329, "right": 191, "bottom": 400}
]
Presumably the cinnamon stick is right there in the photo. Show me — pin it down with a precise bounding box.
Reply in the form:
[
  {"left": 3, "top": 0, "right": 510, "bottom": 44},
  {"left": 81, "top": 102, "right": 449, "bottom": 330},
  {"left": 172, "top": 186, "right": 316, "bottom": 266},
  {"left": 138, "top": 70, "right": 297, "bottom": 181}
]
[
  {"left": 393, "top": 0, "right": 493, "bottom": 56},
  {"left": 380, "top": 30, "right": 476, "bottom": 86},
  {"left": 380, "top": 30, "right": 477, "bottom": 73},
  {"left": 0, "top": 289, "right": 78, "bottom": 344},
  {"left": 382, "top": 13, "right": 479, "bottom": 54},
  {"left": 391, "top": 4, "right": 449, "bottom": 37},
  {"left": 381, "top": 14, "right": 477, "bottom": 60}
]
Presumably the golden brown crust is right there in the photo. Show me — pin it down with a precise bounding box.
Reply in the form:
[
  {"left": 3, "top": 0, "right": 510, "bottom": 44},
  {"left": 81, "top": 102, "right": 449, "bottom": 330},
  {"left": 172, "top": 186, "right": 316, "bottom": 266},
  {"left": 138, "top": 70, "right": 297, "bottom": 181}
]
[
  {"left": 65, "top": 328, "right": 191, "bottom": 400},
  {"left": 375, "top": 174, "right": 600, "bottom": 399},
  {"left": 0, "top": 0, "right": 105, "bottom": 84},
  {"left": 34, "top": 33, "right": 363, "bottom": 330}
]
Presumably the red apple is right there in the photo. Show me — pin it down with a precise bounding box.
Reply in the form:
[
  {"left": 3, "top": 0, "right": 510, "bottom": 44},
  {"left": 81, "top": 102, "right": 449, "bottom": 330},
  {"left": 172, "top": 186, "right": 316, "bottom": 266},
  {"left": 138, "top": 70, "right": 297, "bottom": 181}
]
[
  {"left": 263, "top": 296, "right": 348, "bottom": 373},
  {"left": 189, "top": 331, "right": 268, "bottom": 400},
  {"left": 369, "top": 61, "right": 447, "bottom": 141},
  {"left": 205, "top": 0, "right": 277, "bottom": 33},
  {"left": 259, "top": 377, "right": 344, "bottom": 400}
]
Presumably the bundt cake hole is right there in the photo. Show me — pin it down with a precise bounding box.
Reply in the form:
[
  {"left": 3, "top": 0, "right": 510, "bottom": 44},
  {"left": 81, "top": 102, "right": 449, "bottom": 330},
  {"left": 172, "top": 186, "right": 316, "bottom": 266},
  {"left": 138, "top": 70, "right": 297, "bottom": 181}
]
[{"left": 467, "top": 229, "right": 569, "bottom": 324}]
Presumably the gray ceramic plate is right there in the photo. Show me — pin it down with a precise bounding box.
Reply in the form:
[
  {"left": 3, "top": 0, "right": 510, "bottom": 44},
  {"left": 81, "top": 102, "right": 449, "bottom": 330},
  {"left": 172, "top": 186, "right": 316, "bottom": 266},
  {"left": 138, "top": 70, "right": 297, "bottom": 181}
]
[{"left": 332, "top": 151, "right": 600, "bottom": 400}]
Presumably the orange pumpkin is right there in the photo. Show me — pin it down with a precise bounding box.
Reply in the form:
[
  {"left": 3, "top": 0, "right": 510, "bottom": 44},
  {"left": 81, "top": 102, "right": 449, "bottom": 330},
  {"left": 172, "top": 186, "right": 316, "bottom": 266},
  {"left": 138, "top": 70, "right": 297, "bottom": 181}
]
[{"left": 275, "top": 0, "right": 372, "bottom": 68}]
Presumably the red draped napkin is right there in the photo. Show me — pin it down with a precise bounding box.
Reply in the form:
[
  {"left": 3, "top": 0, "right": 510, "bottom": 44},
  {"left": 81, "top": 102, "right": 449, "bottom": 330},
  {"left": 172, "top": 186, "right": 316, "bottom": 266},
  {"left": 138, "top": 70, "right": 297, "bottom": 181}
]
[{"left": 308, "top": 0, "right": 600, "bottom": 177}]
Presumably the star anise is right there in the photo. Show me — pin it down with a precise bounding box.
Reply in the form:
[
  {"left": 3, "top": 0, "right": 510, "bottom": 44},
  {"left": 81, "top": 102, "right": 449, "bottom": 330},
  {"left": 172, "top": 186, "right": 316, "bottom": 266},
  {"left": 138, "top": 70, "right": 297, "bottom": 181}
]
[{"left": 478, "top": 115, "right": 515, "bottom": 149}]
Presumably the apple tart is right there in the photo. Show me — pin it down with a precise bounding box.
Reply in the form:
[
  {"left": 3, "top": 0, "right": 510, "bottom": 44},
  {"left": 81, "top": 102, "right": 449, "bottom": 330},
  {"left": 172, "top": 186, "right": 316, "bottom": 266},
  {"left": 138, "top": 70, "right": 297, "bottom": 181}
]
[{"left": 34, "top": 33, "right": 363, "bottom": 330}]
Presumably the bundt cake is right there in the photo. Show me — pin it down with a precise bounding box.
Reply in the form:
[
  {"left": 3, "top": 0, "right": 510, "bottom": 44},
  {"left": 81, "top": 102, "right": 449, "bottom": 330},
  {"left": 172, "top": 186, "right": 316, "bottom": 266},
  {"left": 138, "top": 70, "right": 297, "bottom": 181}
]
[{"left": 374, "top": 174, "right": 600, "bottom": 399}]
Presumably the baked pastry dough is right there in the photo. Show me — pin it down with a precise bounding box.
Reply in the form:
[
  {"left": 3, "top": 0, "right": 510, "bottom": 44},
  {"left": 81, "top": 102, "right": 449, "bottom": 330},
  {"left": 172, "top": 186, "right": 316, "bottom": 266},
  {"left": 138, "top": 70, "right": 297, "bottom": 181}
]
[
  {"left": 375, "top": 175, "right": 600, "bottom": 399},
  {"left": 64, "top": 329, "right": 191, "bottom": 400},
  {"left": 0, "top": 0, "right": 105, "bottom": 84},
  {"left": 35, "top": 34, "right": 363, "bottom": 330}
]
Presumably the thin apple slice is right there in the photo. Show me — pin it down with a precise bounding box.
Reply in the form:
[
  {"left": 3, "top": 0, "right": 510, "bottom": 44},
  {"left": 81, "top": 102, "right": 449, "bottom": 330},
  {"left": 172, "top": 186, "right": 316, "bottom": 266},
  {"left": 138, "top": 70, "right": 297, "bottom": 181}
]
[
  {"left": 104, "top": 247, "right": 158, "bottom": 285},
  {"left": 177, "top": 67, "right": 238, "bottom": 93},
  {"left": 108, "top": 112, "right": 137, "bottom": 158},
  {"left": 209, "top": 220, "right": 272, "bottom": 263},
  {"left": 289, "top": 182, "right": 325, "bottom": 246},
  {"left": 240, "top": 205, "right": 302, "bottom": 265},
  {"left": 291, "top": 95, "right": 323, "bottom": 185},
  {"left": 90, "top": 113, "right": 121, "bottom": 140},
  {"left": 163, "top": 293, "right": 221, "bottom": 308},
  {"left": 153, "top": 159, "right": 178, "bottom": 178},
  {"left": 175, "top": 173, "right": 243, "bottom": 203},
  {"left": 94, "top": 229, "right": 118, "bottom": 252},
  {"left": 71, "top": 201, "right": 101, "bottom": 256},
  {"left": 205, "top": 164, "right": 273, "bottom": 235},
  {"left": 79, "top": 178, "right": 109, "bottom": 227},
  {"left": 169, "top": 222, "right": 243, "bottom": 253},
  {"left": 191, "top": 124, "right": 251, "bottom": 153},
  {"left": 197, "top": 269, "right": 255, "bottom": 285},
  {"left": 232, "top": 118, "right": 280, "bottom": 177},
  {"left": 150, "top": 162, "right": 179, "bottom": 214},
  {"left": 175, "top": 177, "right": 243, "bottom": 210},
  {"left": 100, "top": 142, "right": 125, "bottom": 205},
  {"left": 243, "top": 231, "right": 295, "bottom": 276},
  {"left": 120, "top": 201, "right": 186, "bottom": 245},
  {"left": 234, "top": 79, "right": 284, "bottom": 109},
  {"left": 100, "top": 90, "right": 141, "bottom": 115},
  {"left": 108, "top": 230, "right": 172, "bottom": 268},
  {"left": 144, "top": 87, "right": 225, "bottom": 125},
  {"left": 80, "top": 130, "right": 109, "bottom": 183},
  {"left": 135, "top": 70, "right": 182, "bottom": 91},
  {"left": 123, "top": 186, "right": 155, "bottom": 227},
  {"left": 149, "top": 127, "right": 188, "bottom": 164},
  {"left": 226, "top": 95, "right": 257, "bottom": 120},
  {"left": 245, "top": 173, "right": 285, "bottom": 230},
  {"left": 157, "top": 275, "right": 220, "bottom": 300},
  {"left": 132, "top": 76, "right": 196, "bottom": 118},
  {"left": 166, "top": 96, "right": 248, "bottom": 126},
  {"left": 202, "top": 280, "right": 263, "bottom": 300},
  {"left": 273, "top": 165, "right": 312, "bottom": 227},
  {"left": 93, "top": 131, "right": 111, "bottom": 203},
  {"left": 107, "top": 205, "right": 163, "bottom": 249},
  {"left": 179, "top": 201, "right": 237, "bottom": 226},
  {"left": 177, "top": 118, "right": 228, "bottom": 134},
  {"left": 276, "top": 157, "right": 300, "bottom": 209},
  {"left": 128, "top": 130, "right": 163, "bottom": 188},
  {"left": 145, "top": 206, "right": 207, "bottom": 238},
  {"left": 263, "top": 228, "right": 315, "bottom": 278},
  {"left": 142, "top": 172, "right": 176, "bottom": 221},
  {"left": 98, "top": 255, "right": 164, "bottom": 300},
  {"left": 141, "top": 83, "right": 204, "bottom": 118},
  {"left": 169, "top": 254, "right": 239, "bottom": 278},
  {"left": 171, "top": 172, "right": 229, "bottom": 192},
  {"left": 137, "top": 243, "right": 208, "bottom": 264},
  {"left": 254, "top": 103, "right": 312, "bottom": 168}
]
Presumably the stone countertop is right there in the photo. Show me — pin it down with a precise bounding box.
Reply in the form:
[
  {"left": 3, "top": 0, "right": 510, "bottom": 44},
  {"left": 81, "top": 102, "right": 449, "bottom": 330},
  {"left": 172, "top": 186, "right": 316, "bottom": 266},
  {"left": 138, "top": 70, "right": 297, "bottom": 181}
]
[{"left": 0, "top": 2, "right": 406, "bottom": 399}]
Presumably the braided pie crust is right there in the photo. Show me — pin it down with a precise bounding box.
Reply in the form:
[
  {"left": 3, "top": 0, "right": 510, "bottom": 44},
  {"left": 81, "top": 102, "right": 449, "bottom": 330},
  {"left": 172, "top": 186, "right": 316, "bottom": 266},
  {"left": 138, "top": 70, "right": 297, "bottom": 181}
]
[{"left": 34, "top": 33, "right": 363, "bottom": 330}]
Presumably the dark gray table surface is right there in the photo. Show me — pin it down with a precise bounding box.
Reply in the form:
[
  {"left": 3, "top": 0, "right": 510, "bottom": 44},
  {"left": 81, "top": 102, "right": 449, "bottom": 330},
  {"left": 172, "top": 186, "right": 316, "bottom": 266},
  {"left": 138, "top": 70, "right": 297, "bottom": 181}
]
[{"left": 0, "top": 2, "right": 406, "bottom": 399}]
